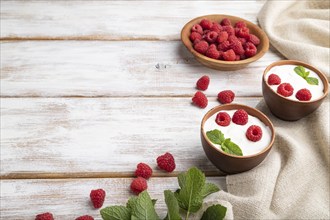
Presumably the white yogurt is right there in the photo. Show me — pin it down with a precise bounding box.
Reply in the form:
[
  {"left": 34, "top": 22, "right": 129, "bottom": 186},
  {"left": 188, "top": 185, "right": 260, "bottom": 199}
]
[
  {"left": 266, "top": 64, "right": 324, "bottom": 101},
  {"left": 203, "top": 110, "right": 272, "bottom": 156}
]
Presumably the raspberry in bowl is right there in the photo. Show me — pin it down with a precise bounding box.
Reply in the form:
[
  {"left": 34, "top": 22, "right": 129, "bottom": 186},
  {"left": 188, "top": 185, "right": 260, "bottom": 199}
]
[
  {"left": 262, "top": 60, "right": 329, "bottom": 121},
  {"left": 181, "top": 14, "right": 269, "bottom": 70},
  {"left": 201, "top": 104, "right": 275, "bottom": 174}
]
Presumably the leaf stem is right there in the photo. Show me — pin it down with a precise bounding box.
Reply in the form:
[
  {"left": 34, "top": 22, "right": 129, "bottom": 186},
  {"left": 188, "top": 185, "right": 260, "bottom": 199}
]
[{"left": 185, "top": 210, "right": 190, "bottom": 220}]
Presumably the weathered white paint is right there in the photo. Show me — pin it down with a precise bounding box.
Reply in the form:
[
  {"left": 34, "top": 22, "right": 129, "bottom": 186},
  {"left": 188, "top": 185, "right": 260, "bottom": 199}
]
[
  {"left": 0, "top": 41, "right": 283, "bottom": 97},
  {"left": 1, "top": 97, "right": 263, "bottom": 177},
  {"left": 1, "top": 1, "right": 263, "bottom": 40}
]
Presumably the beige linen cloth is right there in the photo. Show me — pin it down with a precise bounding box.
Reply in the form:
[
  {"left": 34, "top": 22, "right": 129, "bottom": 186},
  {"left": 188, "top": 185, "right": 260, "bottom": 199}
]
[{"left": 193, "top": 1, "right": 330, "bottom": 219}]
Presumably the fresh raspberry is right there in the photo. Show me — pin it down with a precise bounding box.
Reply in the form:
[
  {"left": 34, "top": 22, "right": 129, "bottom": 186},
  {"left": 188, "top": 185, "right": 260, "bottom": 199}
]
[
  {"left": 192, "top": 91, "right": 208, "bottom": 108},
  {"left": 215, "top": 112, "right": 231, "bottom": 126},
  {"left": 200, "top": 19, "right": 213, "bottom": 30},
  {"left": 194, "top": 40, "right": 209, "bottom": 54},
  {"left": 228, "top": 35, "right": 239, "bottom": 43},
  {"left": 205, "top": 44, "right": 220, "bottom": 59},
  {"left": 216, "top": 31, "right": 228, "bottom": 43},
  {"left": 75, "top": 216, "right": 94, "bottom": 220},
  {"left": 222, "top": 25, "right": 235, "bottom": 36},
  {"left": 157, "top": 152, "right": 176, "bottom": 172},
  {"left": 189, "top": 32, "right": 202, "bottom": 42},
  {"left": 210, "top": 22, "right": 223, "bottom": 33},
  {"left": 248, "top": 34, "right": 260, "bottom": 45},
  {"left": 193, "top": 39, "right": 201, "bottom": 45},
  {"left": 235, "top": 21, "right": 247, "bottom": 28},
  {"left": 230, "top": 40, "right": 245, "bottom": 55},
  {"left": 238, "top": 37, "right": 247, "bottom": 45},
  {"left": 205, "top": 31, "right": 218, "bottom": 43},
  {"left": 240, "top": 54, "right": 246, "bottom": 60},
  {"left": 235, "top": 55, "right": 241, "bottom": 61},
  {"left": 191, "top": 24, "right": 203, "bottom": 34},
  {"left": 237, "top": 27, "right": 250, "bottom": 38},
  {"left": 218, "top": 40, "right": 231, "bottom": 51},
  {"left": 267, "top": 74, "right": 281, "bottom": 85},
  {"left": 296, "top": 88, "right": 312, "bottom": 101},
  {"left": 232, "top": 109, "right": 248, "bottom": 125},
  {"left": 35, "top": 213, "right": 54, "bottom": 220},
  {"left": 277, "top": 83, "right": 294, "bottom": 97},
  {"left": 130, "top": 177, "right": 148, "bottom": 195},
  {"left": 244, "top": 42, "right": 257, "bottom": 58},
  {"left": 220, "top": 18, "right": 231, "bottom": 26},
  {"left": 246, "top": 125, "right": 263, "bottom": 142},
  {"left": 218, "top": 90, "right": 235, "bottom": 104},
  {"left": 196, "top": 75, "right": 210, "bottom": 91},
  {"left": 90, "top": 189, "right": 106, "bottom": 209},
  {"left": 135, "top": 162, "right": 153, "bottom": 179},
  {"left": 222, "top": 49, "right": 236, "bottom": 61}
]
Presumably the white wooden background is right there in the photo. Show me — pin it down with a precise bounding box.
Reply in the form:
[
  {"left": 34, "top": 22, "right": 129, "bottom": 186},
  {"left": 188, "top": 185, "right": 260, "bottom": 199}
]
[{"left": 1, "top": 1, "right": 284, "bottom": 219}]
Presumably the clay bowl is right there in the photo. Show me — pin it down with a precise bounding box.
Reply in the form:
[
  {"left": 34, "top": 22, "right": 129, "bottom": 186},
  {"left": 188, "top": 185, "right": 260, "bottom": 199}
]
[
  {"left": 201, "top": 104, "right": 275, "bottom": 174},
  {"left": 181, "top": 14, "right": 269, "bottom": 71},
  {"left": 262, "top": 60, "right": 329, "bottom": 121}
]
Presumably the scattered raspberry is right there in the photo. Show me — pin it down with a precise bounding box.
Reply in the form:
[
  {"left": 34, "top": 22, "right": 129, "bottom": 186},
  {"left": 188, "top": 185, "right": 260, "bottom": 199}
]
[
  {"left": 205, "top": 44, "right": 220, "bottom": 59},
  {"left": 157, "top": 152, "right": 176, "bottom": 172},
  {"left": 267, "top": 74, "right": 281, "bottom": 85},
  {"left": 277, "top": 83, "right": 294, "bottom": 97},
  {"left": 194, "top": 40, "right": 209, "bottom": 54},
  {"left": 189, "top": 32, "right": 202, "bottom": 42},
  {"left": 232, "top": 109, "right": 248, "bottom": 125},
  {"left": 215, "top": 112, "right": 231, "bottom": 126},
  {"left": 196, "top": 75, "right": 210, "bottom": 91},
  {"left": 246, "top": 125, "right": 263, "bottom": 142},
  {"left": 191, "top": 24, "right": 203, "bottom": 34},
  {"left": 75, "top": 216, "right": 94, "bottom": 220},
  {"left": 244, "top": 42, "right": 257, "bottom": 58},
  {"left": 90, "top": 189, "right": 106, "bottom": 209},
  {"left": 210, "top": 23, "right": 223, "bottom": 33},
  {"left": 296, "top": 88, "right": 312, "bottom": 101},
  {"left": 205, "top": 31, "right": 218, "bottom": 43},
  {"left": 35, "top": 213, "right": 54, "bottom": 220},
  {"left": 216, "top": 31, "right": 228, "bottom": 44},
  {"left": 200, "top": 19, "right": 213, "bottom": 30},
  {"left": 192, "top": 91, "right": 208, "bottom": 108},
  {"left": 130, "top": 177, "right": 148, "bottom": 195},
  {"left": 135, "top": 162, "right": 153, "bottom": 179},
  {"left": 218, "top": 90, "right": 235, "bottom": 104},
  {"left": 220, "top": 18, "right": 231, "bottom": 26},
  {"left": 218, "top": 40, "right": 231, "bottom": 51},
  {"left": 235, "top": 21, "right": 247, "bottom": 28},
  {"left": 248, "top": 34, "right": 260, "bottom": 45},
  {"left": 222, "top": 49, "right": 236, "bottom": 61}
]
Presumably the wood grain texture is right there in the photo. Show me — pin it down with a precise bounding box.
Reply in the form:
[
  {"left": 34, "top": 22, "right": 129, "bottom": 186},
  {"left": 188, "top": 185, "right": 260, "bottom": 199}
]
[
  {"left": 0, "top": 41, "right": 283, "bottom": 97},
  {"left": 0, "top": 177, "right": 226, "bottom": 219},
  {"left": 1, "top": 97, "right": 264, "bottom": 177},
  {"left": 1, "top": 1, "right": 263, "bottom": 40}
]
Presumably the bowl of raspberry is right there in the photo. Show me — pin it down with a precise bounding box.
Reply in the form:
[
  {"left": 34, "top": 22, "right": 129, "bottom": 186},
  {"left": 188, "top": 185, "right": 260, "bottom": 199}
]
[
  {"left": 201, "top": 104, "right": 275, "bottom": 174},
  {"left": 262, "top": 60, "right": 329, "bottom": 121},
  {"left": 181, "top": 14, "right": 269, "bottom": 71}
]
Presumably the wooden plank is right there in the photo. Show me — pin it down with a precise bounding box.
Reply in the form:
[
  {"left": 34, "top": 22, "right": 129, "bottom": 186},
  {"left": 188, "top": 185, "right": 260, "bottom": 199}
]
[
  {"left": 1, "top": 1, "right": 263, "bottom": 40},
  {"left": 0, "top": 41, "right": 283, "bottom": 97},
  {"left": 1, "top": 97, "right": 262, "bottom": 178},
  {"left": 0, "top": 177, "right": 226, "bottom": 219}
]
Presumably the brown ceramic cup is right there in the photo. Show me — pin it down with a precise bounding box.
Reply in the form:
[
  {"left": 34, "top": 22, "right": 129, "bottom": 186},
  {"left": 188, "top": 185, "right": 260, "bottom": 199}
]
[
  {"left": 181, "top": 14, "right": 269, "bottom": 71},
  {"left": 201, "top": 104, "right": 275, "bottom": 174},
  {"left": 262, "top": 60, "right": 329, "bottom": 121}
]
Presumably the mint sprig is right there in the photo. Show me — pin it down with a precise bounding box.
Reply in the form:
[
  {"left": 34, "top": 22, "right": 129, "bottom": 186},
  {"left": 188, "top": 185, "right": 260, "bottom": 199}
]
[
  {"left": 206, "top": 129, "right": 243, "bottom": 156},
  {"left": 201, "top": 204, "right": 227, "bottom": 220},
  {"left": 100, "top": 167, "right": 225, "bottom": 220},
  {"left": 294, "top": 66, "right": 319, "bottom": 85}
]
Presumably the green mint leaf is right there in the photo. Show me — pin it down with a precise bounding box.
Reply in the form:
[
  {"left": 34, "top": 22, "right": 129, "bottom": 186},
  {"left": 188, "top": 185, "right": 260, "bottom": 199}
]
[
  {"left": 130, "top": 191, "right": 160, "bottom": 220},
  {"left": 164, "top": 190, "right": 182, "bottom": 220},
  {"left": 294, "top": 66, "right": 309, "bottom": 78},
  {"left": 178, "top": 172, "right": 186, "bottom": 188},
  {"left": 201, "top": 183, "right": 220, "bottom": 198},
  {"left": 306, "top": 77, "right": 319, "bottom": 85},
  {"left": 201, "top": 204, "right": 227, "bottom": 220},
  {"left": 176, "top": 167, "right": 205, "bottom": 215},
  {"left": 221, "top": 139, "right": 243, "bottom": 156},
  {"left": 206, "top": 129, "right": 225, "bottom": 145},
  {"left": 126, "top": 196, "right": 138, "bottom": 211},
  {"left": 100, "top": 205, "right": 131, "bottom": 220}
]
